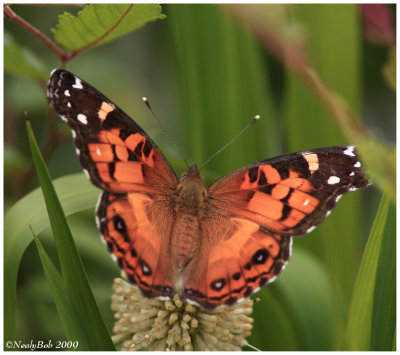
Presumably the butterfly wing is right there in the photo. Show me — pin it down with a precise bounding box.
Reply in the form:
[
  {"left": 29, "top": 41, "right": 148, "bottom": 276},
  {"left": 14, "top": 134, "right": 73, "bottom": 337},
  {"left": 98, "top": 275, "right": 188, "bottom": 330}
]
[
  {"left": 182, "top": 217, "right": 292, "bottom": 309},
  {"left": 208, "top": 146, "right": 369, "bottom": 236},
  {"left": 47, "top": 69, "right": 178, "bottom": 193},
  {"left": 181, "top": 146, "right": 369, "bottom": 309},
  {"left": 48, "top": 69, "right": 179, "bottom": 299}
]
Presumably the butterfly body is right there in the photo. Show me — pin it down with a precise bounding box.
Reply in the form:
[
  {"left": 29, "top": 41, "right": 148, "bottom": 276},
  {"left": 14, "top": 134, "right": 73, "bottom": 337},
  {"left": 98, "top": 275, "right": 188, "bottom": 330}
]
[{"left": 47, "top": 69, "right": 370, "bottom": 310}]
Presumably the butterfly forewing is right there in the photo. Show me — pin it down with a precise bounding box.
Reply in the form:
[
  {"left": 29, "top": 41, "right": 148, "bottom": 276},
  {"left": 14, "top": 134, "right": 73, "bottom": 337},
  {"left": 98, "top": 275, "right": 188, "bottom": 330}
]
[
  {"left": 47, "top": 69, "right": 178, "bottom": 193},
  {"left": 209, "top": 146, "right": 370, "bottom": 236}
]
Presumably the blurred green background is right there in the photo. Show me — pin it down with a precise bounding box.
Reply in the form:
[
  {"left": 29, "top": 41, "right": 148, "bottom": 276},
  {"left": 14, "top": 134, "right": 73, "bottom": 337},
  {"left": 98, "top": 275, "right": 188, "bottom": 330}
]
[{"left": 4, "top": 4, "right": 395, "bottom": 351}]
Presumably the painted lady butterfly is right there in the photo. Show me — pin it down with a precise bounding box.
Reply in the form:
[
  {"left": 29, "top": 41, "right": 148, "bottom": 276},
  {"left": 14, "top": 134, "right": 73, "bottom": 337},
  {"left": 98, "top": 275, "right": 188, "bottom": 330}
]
[{"left": 47, "top": 69, "right": 369, "bottom": 310}]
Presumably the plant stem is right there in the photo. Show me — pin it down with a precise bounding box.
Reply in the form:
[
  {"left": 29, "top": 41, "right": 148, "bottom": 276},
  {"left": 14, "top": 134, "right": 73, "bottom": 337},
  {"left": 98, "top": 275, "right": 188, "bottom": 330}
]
[{"left": 4, "top": 4, "right": 73, "bottom": 62}]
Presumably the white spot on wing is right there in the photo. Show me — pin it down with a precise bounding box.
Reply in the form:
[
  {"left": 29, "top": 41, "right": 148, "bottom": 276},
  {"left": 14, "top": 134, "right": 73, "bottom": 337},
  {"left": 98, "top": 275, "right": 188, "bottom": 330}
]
[
  {"left": 83, "top": 169, "right": 90, "bottom": 180},
  {"left": 72, "top": 77, "right": 84, "bottom": 89},
  {"left": 50, "top": 68, "right": 57, "bottom": 76},
  {"left": 327, "top": 176, "right": 340, "bottom": 185},
  {"left": 344, "top": 146, "right": 355, "bottom": 157},
  {"left": 60, "top": 115, "right": 68, "bottom": 123},
  {"left": 288, "top": 238, "right": 293, "bottom": 259},
  {"left": 303, "top": 199, "right": 310, "bottom": 206},
  {"left": 75, "top": 148, "right": 80, "bottom": 155},
  {"left": 270, "top": 274, "right": 279, "bottom": 283},
  {"left": 77, "top": 113, "right": 88, "bottom": 124},
  {"left": 354, "top": 161, "right": 361, "bottom": 168},
  {"left": 67, "top": 102, "right": 72, "bottom": 108},
  {"left": 64, "top": 89, "right": 71, "bottom": 97},
  {"left": 335, "top": 195, "right": 342, "bottom": 203},
  {"left": 326, "top": 210, "right": 332, "bottom": 217},
  {"left": 95, "top": 215, "right": 100, "bottom": 229},
  {"left": 71, "top": 130, "right": 77, "bottom": 139},
  {"left": 96, "top": 148, "right": 102, "bottom": 156},
  {"left": 349, "top": 187, "right": 358, "bottom": 192},
  {"left": 142, "top": 263, "right": 150, "bottom": 274},
  {"left": 95, "top": 194, "right": 103, "bottom": 216},
  {"left": 306, "top": 226, "right": 316, "bottom": 234}
]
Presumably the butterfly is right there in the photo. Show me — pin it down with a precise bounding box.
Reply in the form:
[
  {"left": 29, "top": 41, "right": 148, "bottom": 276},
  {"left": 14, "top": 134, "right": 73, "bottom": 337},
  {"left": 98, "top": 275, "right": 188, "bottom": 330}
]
[{"left": 47, "top": 69, "right": 370, "bottom": 310}]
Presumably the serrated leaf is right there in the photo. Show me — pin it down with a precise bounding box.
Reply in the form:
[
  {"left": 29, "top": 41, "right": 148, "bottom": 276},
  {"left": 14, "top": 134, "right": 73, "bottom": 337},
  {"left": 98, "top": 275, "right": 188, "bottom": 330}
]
[
  {"left": 4, "top": 31, "right": 48, "bottom": 81},
  {"left": 25, "top": 120, "right": 114, "bottom": 350},
  {"left": 31, "top": 229, "right": 91, "bottom": 350},
  {"left": 52, "top": 4, "right": 166, "bottom": 52}
]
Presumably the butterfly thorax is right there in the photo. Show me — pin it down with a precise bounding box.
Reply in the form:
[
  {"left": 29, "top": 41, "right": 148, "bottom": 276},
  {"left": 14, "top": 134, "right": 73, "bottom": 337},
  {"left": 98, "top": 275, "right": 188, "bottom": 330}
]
[{"left": 176, "top": 165, "right": 208, "bottom": 213}]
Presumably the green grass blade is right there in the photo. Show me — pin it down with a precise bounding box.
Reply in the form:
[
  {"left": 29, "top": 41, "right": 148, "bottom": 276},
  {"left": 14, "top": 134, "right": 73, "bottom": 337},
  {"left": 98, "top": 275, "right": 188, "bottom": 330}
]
[
  {"left": 52, "top": 4, "right": 165, "bottom": 51},
  {"left": 31, "top": 228, "right": 91, "bottom": 350},
  {"left": 345, "top": 193, "right": 392, "bottom": 350},
  {"left": 4, "top": 173, "right": 98, "bottom": 342},
  {"left": 370, "top": 198, "right": 395, "bottom": 350},
  {"left": 26, "top": 120, "right": 114, "bottom": 350}
]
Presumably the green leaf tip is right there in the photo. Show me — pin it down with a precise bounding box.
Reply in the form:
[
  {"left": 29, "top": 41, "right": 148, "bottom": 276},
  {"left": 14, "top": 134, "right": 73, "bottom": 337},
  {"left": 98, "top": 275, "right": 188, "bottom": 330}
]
[{"left": 52, "top": 4, "right": 166, "bottom": 52}]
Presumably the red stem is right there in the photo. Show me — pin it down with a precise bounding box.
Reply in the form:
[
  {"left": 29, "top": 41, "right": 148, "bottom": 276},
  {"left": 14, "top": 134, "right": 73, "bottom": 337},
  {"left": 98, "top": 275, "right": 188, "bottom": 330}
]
[{"left": 4, "top": 4, "right": 73, "bottom": 62}]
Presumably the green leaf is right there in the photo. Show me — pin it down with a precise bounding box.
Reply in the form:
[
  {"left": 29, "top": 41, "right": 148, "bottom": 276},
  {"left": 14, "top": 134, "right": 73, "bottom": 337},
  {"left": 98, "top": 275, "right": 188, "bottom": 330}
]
[
  {"left": 250, "top": 247, "right": 337, "bottom": 350},
  {"left": 52, "top": 4, "right": 166, "bottom": 52},
  {"left": 25, "top": 120, "right": 114, "bottom": 350},
  {"left": 345, "top": 193, "right": 392, "bottom": 350},
  {"left": 4, "top": 173, "right": 98, "bottom": 342},
  {"left": 4, "top": 31, "right": 48, "bottom": 81},
  {"left": 370, "top": 199, "right": 396, "bottom": 350},
  {"left": 31, "top": 228, "right": 91, "bottom": 350}
]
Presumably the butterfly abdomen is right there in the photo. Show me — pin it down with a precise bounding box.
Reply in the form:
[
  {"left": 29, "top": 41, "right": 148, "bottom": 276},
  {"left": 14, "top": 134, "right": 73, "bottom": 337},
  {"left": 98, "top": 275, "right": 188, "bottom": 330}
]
[{"left": 171, "top": 214, "right": 201, "bottom": 269}]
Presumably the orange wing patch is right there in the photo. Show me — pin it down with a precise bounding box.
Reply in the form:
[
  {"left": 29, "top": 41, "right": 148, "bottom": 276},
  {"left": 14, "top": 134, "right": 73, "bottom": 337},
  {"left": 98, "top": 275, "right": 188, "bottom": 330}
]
[{"left": 303, "top": 153, "right": 319, "bottom": 174}]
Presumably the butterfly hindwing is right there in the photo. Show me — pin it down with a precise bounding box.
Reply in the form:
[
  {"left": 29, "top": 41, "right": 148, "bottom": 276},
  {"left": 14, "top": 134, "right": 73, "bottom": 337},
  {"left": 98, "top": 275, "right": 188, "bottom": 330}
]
[
  {"left": 47, "top": 69, "right": 178, "bottom": 193},
  {"left": 97, "top": 191, "right": 177, "bottom": 300},
  {"left": 182, "top": 217, "right": 292, "bottom": 309}
]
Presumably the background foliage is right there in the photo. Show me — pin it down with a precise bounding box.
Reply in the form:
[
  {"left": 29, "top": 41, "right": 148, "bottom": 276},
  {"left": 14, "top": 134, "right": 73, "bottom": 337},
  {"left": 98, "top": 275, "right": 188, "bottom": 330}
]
[{"left": 4, "top": 3, "right": 395, "bottom": 351}]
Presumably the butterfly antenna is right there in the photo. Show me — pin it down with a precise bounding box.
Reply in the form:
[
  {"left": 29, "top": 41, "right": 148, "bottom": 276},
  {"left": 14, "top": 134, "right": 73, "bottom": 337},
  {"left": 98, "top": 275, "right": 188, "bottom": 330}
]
[
  {"left": 198, "top": 115, "right": 260, "bottom": 172},
  {"left": 142, "top": 97, "right": 190, "bottom": 169}
]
